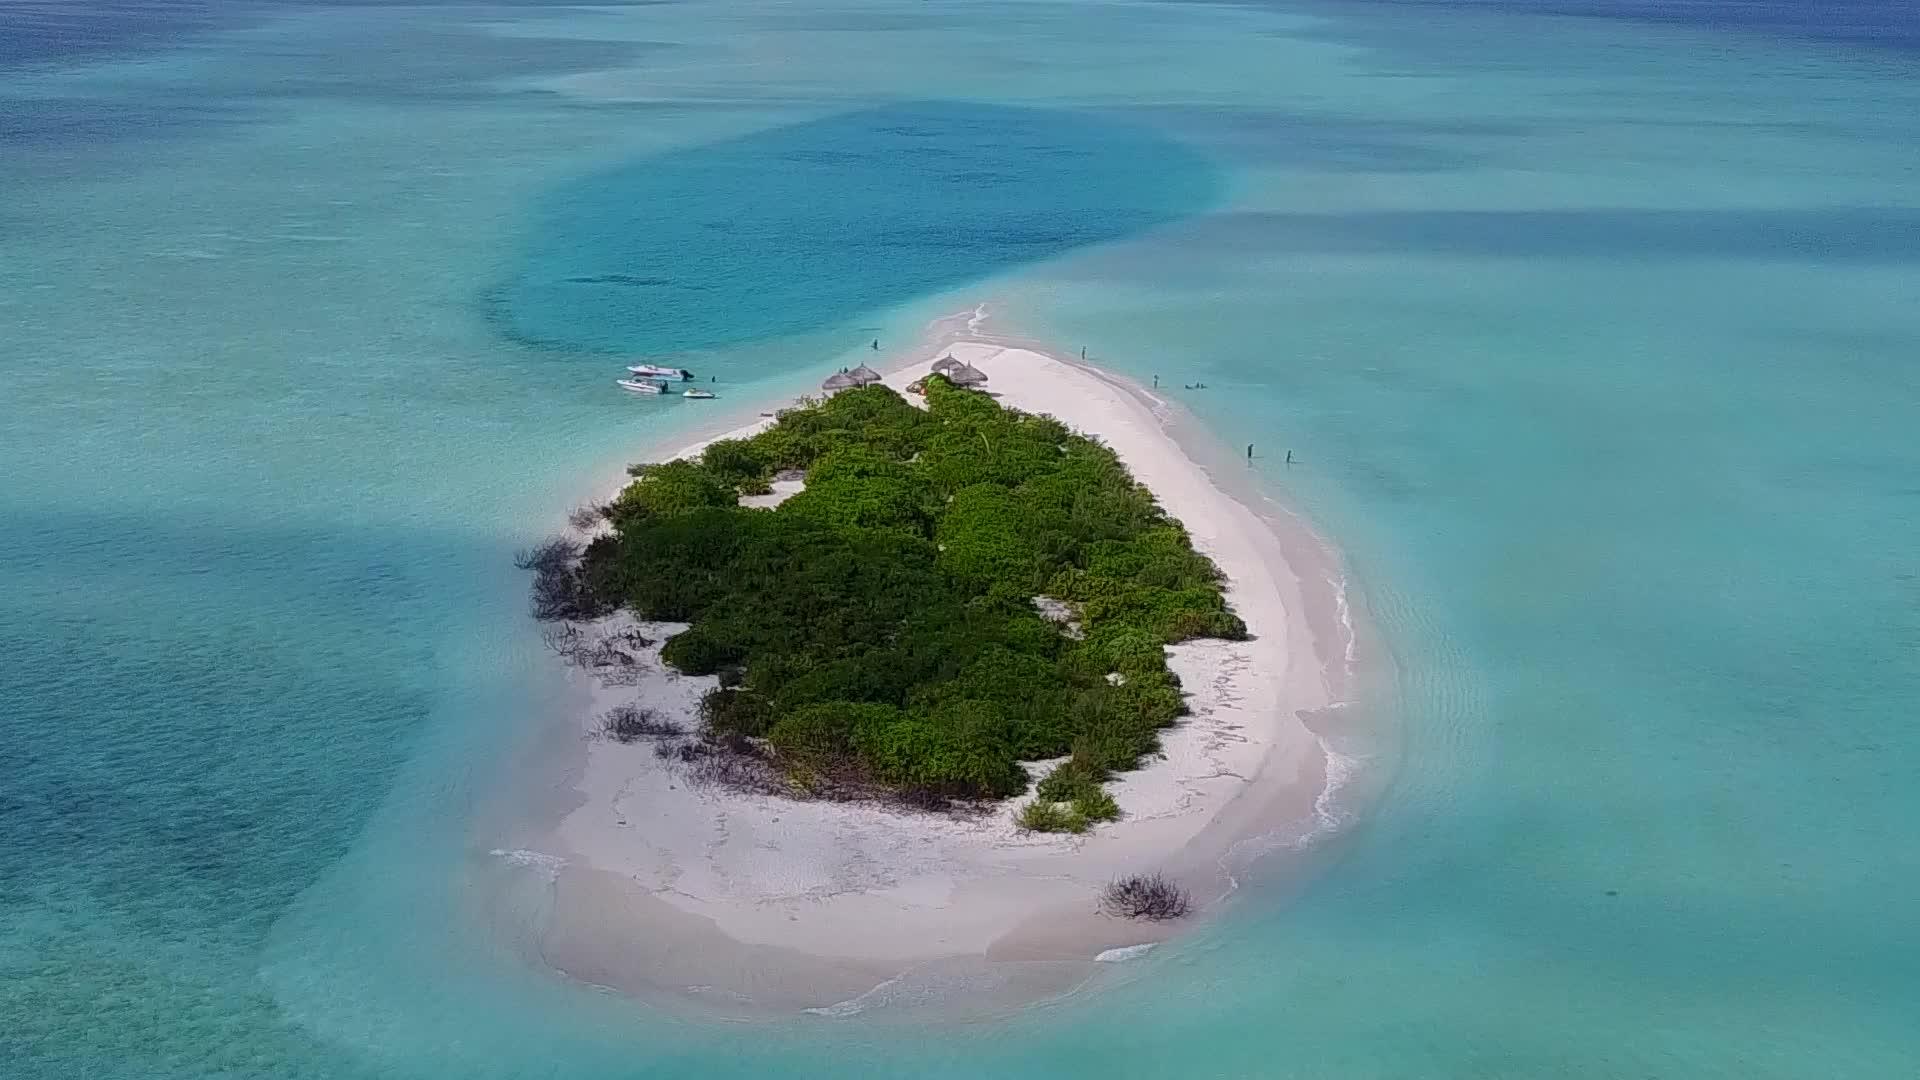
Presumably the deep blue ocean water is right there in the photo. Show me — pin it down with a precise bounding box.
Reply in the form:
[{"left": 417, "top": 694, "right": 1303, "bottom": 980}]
[{"left": 4, "top": 1, "right": 1918, "bottom": 1077}]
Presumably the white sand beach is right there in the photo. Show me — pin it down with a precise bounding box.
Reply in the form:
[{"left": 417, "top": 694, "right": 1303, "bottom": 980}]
[{"left": 509, "top": 336, "right": 1358, "bottom": 1018}]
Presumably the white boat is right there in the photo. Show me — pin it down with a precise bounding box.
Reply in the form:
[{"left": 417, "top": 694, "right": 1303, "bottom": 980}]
[
  {"left": 616, "top": 378, "right": 667, "bottom": 395},
  {"left": 683, "top": 389, "right": 716, "bottom": 399},
  {"left": 626, "top": 363, "right": 694, "bottom": 380}
]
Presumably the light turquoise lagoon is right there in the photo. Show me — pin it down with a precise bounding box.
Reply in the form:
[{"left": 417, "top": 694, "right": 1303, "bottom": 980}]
[{"left": 3, "top": 1, "right": 1917, "bottom": 1077}]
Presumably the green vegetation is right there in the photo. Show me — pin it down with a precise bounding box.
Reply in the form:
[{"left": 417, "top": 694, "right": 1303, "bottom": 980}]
[
  {"left": 576, "top": 377, "right": 1246, "bottom": 815},
  {"left": 1016, "top": 798, "right": 1089, "bottom": 834},
  {"left": 1073, "top": 787, "right": 1122, "bottom": 823},
  {"left": 1038, "top": 763, "right": 1122, "bottom": 817},
  {"left": 1014, "top": 785, "right": 1119, "bottom": 834}
]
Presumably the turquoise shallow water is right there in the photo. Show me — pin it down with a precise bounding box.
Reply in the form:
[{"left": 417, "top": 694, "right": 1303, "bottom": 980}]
[{"left": 3, "top": 1, "right": 1918, "bottom": 1076}]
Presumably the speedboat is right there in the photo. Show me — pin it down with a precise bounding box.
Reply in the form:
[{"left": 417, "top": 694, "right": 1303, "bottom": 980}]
[
  {"left": 627, "top": 363, "right": 694, "bottom": 380},
  {"left": 616, "top": 378, "right": 667, "bottom": 394},
  {"left": 683, "top": 388, "right": 716, "bottom": 399}
]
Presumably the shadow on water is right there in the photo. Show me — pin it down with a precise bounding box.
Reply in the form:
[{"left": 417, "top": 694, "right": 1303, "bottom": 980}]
[
  {"left": 1243, "top": 0, "right": 1920, "bottom": 56},
  {"left": 1170, "top": 207, "right": 1920, "bottom": 264},
  {"left": 1369, "top": 0, "right": 1920, "bottom": 54},
  {"left": 0, "top": 0, "right": 226, "bottom": 70},
  {"left": 489, "top": 101, "right": 1223, "bottom": 356},
  {"left": 0, "top": 2, "right": 664, "bottom": 158},
  {"left": 0, "top": 0, "right": 680, "bottom": 73}
]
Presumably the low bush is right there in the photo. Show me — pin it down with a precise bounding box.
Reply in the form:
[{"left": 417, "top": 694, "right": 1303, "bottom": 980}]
[
  {"left": 1036, "top": 759, "right": 1108, "bottom": 803},
  {"left": 1016, "top": 799, "right": 1088, "bottom": 834},
  {"left": 519, "top": 535, "right": 612, "bottom": 621},
  {"left": 683, "top": 748, "right": 782, "bottom": 794},
  {"left": 1071, "top": 787, "right": 1121, "bottom": 823},
  {"left": 700, "top": 688, "right": 770, "bottom": 739},
  {"left": 601, "top": 705, "right": 681, "bottom": 743},
  {"left": 514, "top": 536, "right": 579, "bottom": 573},
  {"left": 1101, "top": 873, "right": 1190, "bottom": 920}
]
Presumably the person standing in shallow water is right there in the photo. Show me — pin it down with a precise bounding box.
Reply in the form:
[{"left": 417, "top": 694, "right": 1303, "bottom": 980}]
[{"left": 1247, "top": 443, "right": 1254, "bottom": 463}]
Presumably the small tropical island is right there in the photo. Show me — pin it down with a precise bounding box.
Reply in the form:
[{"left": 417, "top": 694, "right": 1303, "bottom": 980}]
[
  {"left": 510, "top": 337, "right": 1347, "bottom": 1018},
  {"left": 532, "top": 371, "right": 1247, "bottom": 834}
]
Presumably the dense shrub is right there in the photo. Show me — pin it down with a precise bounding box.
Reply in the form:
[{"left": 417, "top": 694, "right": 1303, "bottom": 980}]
[
  {"left": 700, "top": 688, "right": 770, "bottom": 739},
  {"left": 573, "top": 382, "right": 1243, "bottom": 816},
  {"left": 936, "top": 484, "right": 1048, "bottom": 592},
  {"left": 609, "top": 459, "right": 737, "bottom": 524},
  {"left": 660, "top": 625, "right": 743, "bottom": 675},
  {"left": 699, "top": 438, "right": 773, "bottom": 493},
  {"left": 847, "top": 699, "right": 1027, "bottom": 798},
  {"left": 783, "top": 472, "right": 931, "bottom": 535},
  {"left": 767, "top": 700, "right": 883, "bottom": 762}
]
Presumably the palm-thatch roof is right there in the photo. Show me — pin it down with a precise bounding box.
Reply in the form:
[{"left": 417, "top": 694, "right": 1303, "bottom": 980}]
[
  {"left": 930, "top": 355, "right": 962, "bottom": 374},
  {"left": 947, "top": 363, "right": 989, "bottom": 387},
  {"left": 821, "top": 371, "right": 858, "bottom": 392},
  {"left": 848, "top": 363, "right": 883, "bottom": 385}
]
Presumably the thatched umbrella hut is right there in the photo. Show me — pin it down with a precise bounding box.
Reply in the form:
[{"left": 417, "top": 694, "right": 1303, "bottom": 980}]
[
  {"left": 947, "top": 363, "right": 989, "bottom": 388},
  {"left": 821, "top": 371, "right": 858, "bottom": 393},
  {"left": 930, "top": 355, "right": 962, "bottom": 375},
  {"left": 848, "top": 362, "right": 883, "bottom": 385}
]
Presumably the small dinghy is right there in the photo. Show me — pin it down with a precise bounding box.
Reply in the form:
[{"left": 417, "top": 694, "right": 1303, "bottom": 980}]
[{"left": 616, "top": 378, "right": 667, "bottom": 395}]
